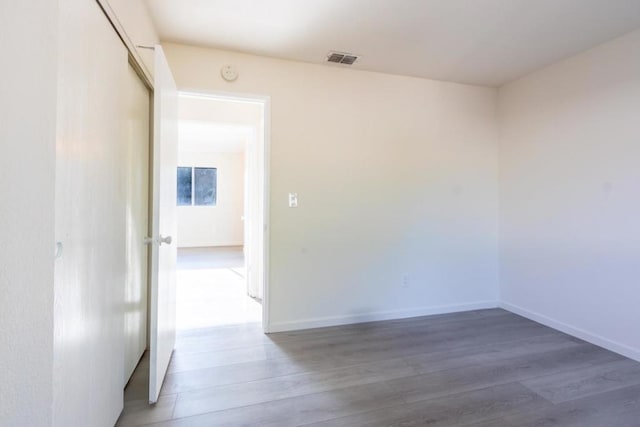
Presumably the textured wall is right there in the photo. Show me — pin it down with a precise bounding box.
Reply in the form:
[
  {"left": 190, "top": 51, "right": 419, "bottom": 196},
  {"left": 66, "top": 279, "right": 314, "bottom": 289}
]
[{"left": 0, "top": 0, "right": 58, "bottom": 425}]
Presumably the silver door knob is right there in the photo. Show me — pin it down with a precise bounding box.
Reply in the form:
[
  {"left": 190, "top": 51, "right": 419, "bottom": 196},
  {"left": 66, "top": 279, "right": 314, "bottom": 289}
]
[{"left": 143, "top": 235, "right": 173, "bottom": 245}]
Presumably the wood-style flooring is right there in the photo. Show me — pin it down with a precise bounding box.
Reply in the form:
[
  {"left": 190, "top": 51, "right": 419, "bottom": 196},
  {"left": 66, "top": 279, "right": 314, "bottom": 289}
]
[
  {"left": 116, "top": 309, "right": 640, "bottom": 426},
  {"left": 174, "top": 247, "right": 261, "bottom": 330}
]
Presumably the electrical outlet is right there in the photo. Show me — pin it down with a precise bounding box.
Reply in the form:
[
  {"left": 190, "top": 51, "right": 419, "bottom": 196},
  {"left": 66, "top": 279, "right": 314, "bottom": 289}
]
[{"left": 401, "top": 274, "right": 410, "bottom": 288}]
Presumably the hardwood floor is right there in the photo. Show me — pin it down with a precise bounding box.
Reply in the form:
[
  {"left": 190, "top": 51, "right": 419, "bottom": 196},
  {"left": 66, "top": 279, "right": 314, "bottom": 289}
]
[
  {"left": 175, "top": 247, "right": 261, "bottom": 330},
  {"left": 116, "top": 309, "right": 640, "bottom": 426}
]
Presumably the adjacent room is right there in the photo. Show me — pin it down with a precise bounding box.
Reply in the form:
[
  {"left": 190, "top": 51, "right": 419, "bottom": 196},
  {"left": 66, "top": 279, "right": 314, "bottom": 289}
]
[
  {"left": 175, "top": 93, "right": 265, "bottom": 330},
  {"left": 2, "top": 1, "right": 640, "bottom": 426}
]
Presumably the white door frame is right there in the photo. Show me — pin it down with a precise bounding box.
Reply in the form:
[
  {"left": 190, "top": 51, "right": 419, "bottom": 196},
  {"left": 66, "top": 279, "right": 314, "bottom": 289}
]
[{"left": 179, "top": 89, "right": 272, "bottom": 333}]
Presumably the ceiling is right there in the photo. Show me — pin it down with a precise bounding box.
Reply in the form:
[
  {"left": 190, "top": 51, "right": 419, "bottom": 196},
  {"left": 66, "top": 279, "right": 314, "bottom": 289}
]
[{"left": 145, "top": 0, "right": 640, "bottom": 86}]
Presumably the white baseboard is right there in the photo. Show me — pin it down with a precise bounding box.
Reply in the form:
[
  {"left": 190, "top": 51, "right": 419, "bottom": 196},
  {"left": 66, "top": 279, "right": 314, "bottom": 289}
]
[
  {"left": 266, "top": 301, "right": 499, "bottom": 333},
  {"left": 500, "top": 301, "right": 640, "bottom": 362}
]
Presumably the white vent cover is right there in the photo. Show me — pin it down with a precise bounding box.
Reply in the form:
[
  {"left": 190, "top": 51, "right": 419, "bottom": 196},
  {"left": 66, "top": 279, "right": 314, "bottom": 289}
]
[{"left": 326, "top": 51, "right": 359, "bottom": 65}]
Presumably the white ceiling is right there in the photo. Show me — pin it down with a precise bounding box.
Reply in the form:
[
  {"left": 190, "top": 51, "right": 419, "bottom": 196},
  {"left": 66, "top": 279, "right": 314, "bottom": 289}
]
[{"left": 145, "top": 0, "right": 640, "bottom": 86}]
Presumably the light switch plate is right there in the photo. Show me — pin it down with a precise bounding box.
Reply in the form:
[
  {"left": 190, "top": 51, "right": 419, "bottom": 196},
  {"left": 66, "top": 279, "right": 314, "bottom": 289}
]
[{"left": 288, "top": 193, "right": 298, "bottom": 208}]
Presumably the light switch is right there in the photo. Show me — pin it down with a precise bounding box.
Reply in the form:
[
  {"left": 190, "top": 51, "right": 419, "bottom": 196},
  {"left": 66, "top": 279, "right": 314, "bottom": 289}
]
[{"left": 288, "top": 193, "right": 298, "bottom": 208}]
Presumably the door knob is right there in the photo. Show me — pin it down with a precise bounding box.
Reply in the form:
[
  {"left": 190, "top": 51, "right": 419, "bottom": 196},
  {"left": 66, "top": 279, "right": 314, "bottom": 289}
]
[
  {"left": 54, "top": 242, "right": 63, "bottom": 259},
  {"left": 143, "top": 235, "right": 173, "bottom": 245}
]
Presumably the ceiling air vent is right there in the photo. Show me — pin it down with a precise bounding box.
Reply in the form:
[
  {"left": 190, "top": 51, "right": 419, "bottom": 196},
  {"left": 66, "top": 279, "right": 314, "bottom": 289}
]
[{"left": 326, "top": 51, "right": 359, "bottom": 65}]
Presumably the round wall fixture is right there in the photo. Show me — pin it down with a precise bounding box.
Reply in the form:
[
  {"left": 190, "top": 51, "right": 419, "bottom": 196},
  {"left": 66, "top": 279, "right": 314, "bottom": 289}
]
[{"left": 221, "top": 65, "right": 239, "bottom": 82}]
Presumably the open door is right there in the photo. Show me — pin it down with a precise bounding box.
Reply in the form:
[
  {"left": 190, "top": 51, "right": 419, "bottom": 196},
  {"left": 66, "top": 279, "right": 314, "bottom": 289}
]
[
  {"left": 244, "top": 131, "right": 257, "bottom": 298},
  {"left": 148, "top": 45, "right": 178, "bottom": 403},
  {"left": 245, "top": 116, "right": 266, "bottom": 302}
]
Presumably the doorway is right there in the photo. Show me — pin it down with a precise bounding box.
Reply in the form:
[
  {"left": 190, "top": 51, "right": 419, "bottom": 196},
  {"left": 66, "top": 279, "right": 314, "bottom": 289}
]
[{"left": 175, "top": 92, "right": 269, "bottom": 331}]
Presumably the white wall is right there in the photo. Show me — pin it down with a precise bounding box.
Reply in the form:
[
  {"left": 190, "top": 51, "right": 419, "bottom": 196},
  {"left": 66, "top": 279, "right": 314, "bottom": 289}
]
[
  {"left": 498, "top": 29, "right": 640, "bottom": 361},
  {"left": 164, "top": 43, "right": 500, "bottom": 330},
  {"left": 177, "top": 151, "right": 245, "bottom": 247},
  {"left": 0, "top": 1, "right": 58, "bottom": 425}
]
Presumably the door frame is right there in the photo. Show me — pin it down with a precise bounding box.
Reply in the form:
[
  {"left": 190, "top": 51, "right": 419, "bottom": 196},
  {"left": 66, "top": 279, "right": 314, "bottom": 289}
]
[{"left": 179, "top": 89, "right": 272, "bottom": 333}]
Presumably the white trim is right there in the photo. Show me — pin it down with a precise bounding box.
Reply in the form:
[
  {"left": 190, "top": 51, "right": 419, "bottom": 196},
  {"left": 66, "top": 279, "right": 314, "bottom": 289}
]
[
  {"left": 500, "top": 301, "right": 640, "bottom": 362},
  {"left": 177, "top": 89, "right": 272, "bottom": 334},
  {"left": 262, "top": 98, "right": 272, "bottom": 333},
  {"left": 268, "top": 301, "right": 499, "bottom": 333},
  {"left": 180, "top": 89, "right": 270, "bottom": 105}
]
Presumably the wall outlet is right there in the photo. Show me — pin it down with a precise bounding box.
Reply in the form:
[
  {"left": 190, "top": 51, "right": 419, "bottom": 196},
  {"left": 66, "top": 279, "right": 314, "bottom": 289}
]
[{"left": 401, "top": 274, "right": 410, "bottom": 288}]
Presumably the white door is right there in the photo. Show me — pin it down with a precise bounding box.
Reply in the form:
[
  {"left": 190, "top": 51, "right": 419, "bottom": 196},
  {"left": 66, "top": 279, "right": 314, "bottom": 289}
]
[
  {"left": 54, "top": 1, "right": 128, "bottom": 424},
  {"left": 148, "top": 45, "right": 179, "bottom": 403},
  {"left": 124, "top": 64, "right": 150, "bottom": 384},
  {"left": 244, "top": 133, "right": 257, "bottom": 298},
  {"left": 245, "top": 118, "right": 266, "bottom": 302}
]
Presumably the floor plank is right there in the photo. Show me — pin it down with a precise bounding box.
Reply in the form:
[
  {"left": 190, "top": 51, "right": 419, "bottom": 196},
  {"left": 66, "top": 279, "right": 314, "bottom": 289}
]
[
  {"left": 386, "top": 344, "right": 622, "bottom": 404},
  {"left": 149, "top": 382, "right": 404, "bottom": 427},
  {"left": 403, "top": 333, "right": 584, "bottom": 375},
  {"left": 521, "top": 358, "right": 640, "bottom": 403},
  {"left": 303, "top": 382, "right": 553, "bottom": 427},
  {"left": 171, "top": 357, "right": 417, "bottom": 419},
  {"left": 501, "top": 383, "right": 640, "bottom": 426}
]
